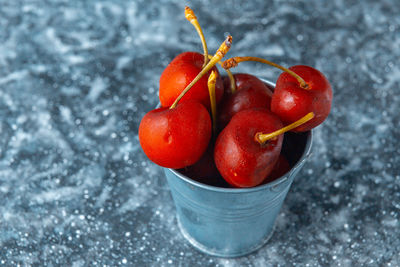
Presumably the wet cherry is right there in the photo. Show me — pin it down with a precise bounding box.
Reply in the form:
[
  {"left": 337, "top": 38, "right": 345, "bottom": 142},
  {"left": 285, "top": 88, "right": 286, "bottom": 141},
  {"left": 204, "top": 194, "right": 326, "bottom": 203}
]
[
  {"left": 214, "top": 110, "right": 314, "bottom": 188},
  {"left": 214, "top": 109, "right": 284, "bottom": 188},
  {"left": 139, "top": 101, "right": 211, "bottom": 169},
  {"left": 272, "top": 65, "right": 332, "bottom": 132}
]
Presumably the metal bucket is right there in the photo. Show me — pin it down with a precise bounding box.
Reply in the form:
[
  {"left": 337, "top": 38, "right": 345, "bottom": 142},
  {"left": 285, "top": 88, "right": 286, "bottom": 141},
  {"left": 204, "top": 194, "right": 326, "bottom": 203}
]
[{"left": 163, "top": 79, "right": 313, "bottom": 257}]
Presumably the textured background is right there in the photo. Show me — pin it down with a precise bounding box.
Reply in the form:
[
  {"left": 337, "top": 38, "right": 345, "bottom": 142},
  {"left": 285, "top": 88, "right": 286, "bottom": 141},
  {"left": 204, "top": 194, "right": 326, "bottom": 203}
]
[{"left": 0, "top": 0, "right": 399, "bottom": 266}]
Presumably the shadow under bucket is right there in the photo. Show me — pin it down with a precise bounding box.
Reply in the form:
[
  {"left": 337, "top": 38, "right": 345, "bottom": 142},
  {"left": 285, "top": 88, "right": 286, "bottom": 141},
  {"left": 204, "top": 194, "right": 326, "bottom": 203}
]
[{"left": 163, "top": 79, "right": 313, "bottom": 257}]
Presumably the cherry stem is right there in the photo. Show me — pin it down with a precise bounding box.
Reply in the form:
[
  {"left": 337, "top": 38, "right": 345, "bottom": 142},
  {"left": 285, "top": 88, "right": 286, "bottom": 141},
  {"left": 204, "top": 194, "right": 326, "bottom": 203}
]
[
  {"left": 255, "top": 112, "right": 314, "bottom": 145},
  {"left": 169, "top": 35, "right": 233, "bottom": 109},
  {"left": 223, "top": 56, "right": 309, "bottom": 90},
  {"left": 185, "top": 6, "right": 209, "bottom": 67},
  {"left": 208, "top": 70, "right": 218, "bottom": 134},
  {"left": 208, "top": 55, "right": 237, "bottom": 94}
]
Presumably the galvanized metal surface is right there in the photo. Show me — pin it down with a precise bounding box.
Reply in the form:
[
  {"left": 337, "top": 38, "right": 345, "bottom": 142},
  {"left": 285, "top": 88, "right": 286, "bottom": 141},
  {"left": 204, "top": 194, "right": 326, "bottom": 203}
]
[{"left": 164, "top": 95, "right": 313, "bottom": 256}]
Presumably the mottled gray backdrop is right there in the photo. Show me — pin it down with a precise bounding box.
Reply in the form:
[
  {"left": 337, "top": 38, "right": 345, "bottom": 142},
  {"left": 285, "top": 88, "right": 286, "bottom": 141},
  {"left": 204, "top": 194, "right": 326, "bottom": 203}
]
[{"left": 0, "top": 0, "right": 399, "bottom": 266}]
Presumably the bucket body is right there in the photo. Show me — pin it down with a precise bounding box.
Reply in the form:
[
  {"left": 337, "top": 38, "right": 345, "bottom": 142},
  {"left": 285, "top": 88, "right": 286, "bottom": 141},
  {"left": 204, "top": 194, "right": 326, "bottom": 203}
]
[{"left": 163, "top": 79, "right": 313, "bottom": 257}]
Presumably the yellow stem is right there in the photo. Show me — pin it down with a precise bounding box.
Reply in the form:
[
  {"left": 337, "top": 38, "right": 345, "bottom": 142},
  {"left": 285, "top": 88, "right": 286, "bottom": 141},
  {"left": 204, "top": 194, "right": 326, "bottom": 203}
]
[
  {"left": 255, "top": 112, "right": 314, "bottom": 144},
  {"left": 170, "top": 35, "right": 233, "bottom": 109},
  {"left": 208, "top": 70, "right": 218, "bottom": 134},
  {"left": 208, "top": 55, "right": 237, "bottom": 94},
  {"left": 185, "top": 6, "right": 209, "bottom": 67},
  {"left": 223, "top": 56, "right": 309, "bottom": 89}
]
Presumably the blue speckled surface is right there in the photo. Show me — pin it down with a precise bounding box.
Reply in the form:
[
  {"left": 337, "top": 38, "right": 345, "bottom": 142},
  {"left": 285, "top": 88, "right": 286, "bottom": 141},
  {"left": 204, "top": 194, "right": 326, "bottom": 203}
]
[{"left": 0, "top": 0, "right": 399, "bottom": 266}]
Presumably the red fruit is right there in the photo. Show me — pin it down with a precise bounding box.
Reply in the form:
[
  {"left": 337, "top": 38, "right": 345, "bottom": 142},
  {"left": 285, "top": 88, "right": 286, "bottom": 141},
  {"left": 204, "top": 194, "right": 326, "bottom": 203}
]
[
  {"left": 159, "top": 51, "right": 224, "bottom": 109},
  {"left": 139, "top": 102, "right": 211, "bottom": 169},
  {"left": 262, "top": 154, "right": 291, "bottom": 184},
  {"left": 181, "top": 141, "right": 229, "bottom": 187},
  {"left": 219, "top": 73, "right": 273, "bottom": 129},
  {"left": 271, "top": 65, "right": 332, "bottom": 132},
  {"left": 214, "top": 109, "right": 283, "bottom": 188},
  {"left": 182, "top": 142, "right": 219, "bottom": 181}
]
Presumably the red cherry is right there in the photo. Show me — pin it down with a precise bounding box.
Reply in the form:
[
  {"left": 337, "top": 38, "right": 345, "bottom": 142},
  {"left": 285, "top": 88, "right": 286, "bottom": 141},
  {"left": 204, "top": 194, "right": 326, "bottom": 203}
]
[
  {"left": 262, "top": 154, "right": 291, "bottom": 184},
  {"left": 139, "top": 101, "right": 211, "bottom": 169},
  {"left": 271, "top": 65, "right": 332, "bottom": 132},
  {"left": 214, "top": 109, "right": 284, "bottom": 188},
  {"left": 181, "top": 141, "right": 229, "bottom": 187},
  {"left": 159, "top": 51, "right": 224, "bottom": 109},
  {"left": 219, "top": 73, "right": 273, "bottom": 129}
]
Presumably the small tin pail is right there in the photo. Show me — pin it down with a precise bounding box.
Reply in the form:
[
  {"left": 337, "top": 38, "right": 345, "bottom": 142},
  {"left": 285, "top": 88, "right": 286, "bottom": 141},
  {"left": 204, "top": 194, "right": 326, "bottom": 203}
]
[{"left": 164, "top": 79, "right": 313, "bottom": 257}]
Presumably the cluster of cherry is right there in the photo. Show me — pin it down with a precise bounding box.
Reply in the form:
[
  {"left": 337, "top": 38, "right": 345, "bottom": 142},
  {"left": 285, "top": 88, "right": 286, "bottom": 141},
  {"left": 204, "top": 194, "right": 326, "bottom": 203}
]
[{"left": 139, "top": 7, "right": 332, "bottom": 188}]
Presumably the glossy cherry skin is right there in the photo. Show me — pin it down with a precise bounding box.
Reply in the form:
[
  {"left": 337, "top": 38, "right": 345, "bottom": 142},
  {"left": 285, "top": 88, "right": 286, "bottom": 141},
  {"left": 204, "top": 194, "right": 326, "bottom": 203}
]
[
  {"left": 159, "top": 51, "right": 224, "bottom": 109},
  {"left": 262, "top": 154, "right": 291, "bottom": 184},
  {"left": 219, "top": 73, "right": 273, "bottom": 129},
  {"left": 139, "top": 101, "right": 211, "bottom": 169},
  {"left": 271, "top": 65, "right": 332, "bottom": 132},
  {"left": 214, "top": 109, "right": 284, "bottom": 188}
]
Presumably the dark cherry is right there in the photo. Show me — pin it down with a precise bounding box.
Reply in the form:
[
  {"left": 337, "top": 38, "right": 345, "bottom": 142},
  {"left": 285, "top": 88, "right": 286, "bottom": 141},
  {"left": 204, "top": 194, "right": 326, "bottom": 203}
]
[
  {"left": 218, "top": 73, "right": 273, "bottom": 129},
  {"left": 180, "top": 141, "right": 230, "bottom": 187},
  {"left": 262, "top": 154, "right": 291, "bottom": 184}
]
